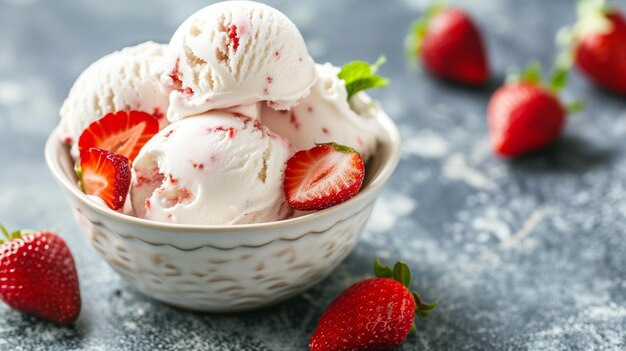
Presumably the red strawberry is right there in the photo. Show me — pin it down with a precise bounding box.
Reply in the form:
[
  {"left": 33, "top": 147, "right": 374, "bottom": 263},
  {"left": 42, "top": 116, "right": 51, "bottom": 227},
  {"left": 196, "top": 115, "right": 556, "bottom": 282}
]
[
  {"left": 408, "top": 5, "right": 490, "bottom": 85},
  {"left": 78, "top": 110, "right": 159, "bottom": 162},
  {"left": 309, "top": 260, "right": 437, "bottom": 351},
  {"left": 489, "top": 84, "right": 566, "bottom": 157},
  {"left": 79, "top": 148, "right": 131, "bottom": 210},
  {"left": 574, "top": 7, "right": 626, "bottom": 94},
  {"left": 283, "top": 142, "right": 364, "bottom": 211},
  {"left": 488, "top": 62, "right": 581, "bottom": 158},
  {"left": 0, "top": 227, "right": 81, "bottom": 325}
]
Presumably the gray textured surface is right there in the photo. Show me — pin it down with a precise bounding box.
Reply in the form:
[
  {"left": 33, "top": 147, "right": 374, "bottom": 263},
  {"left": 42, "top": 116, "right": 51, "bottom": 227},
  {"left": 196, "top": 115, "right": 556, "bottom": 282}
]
[{"left": 1, "top": 0, "right": 626, "bottom": 350}]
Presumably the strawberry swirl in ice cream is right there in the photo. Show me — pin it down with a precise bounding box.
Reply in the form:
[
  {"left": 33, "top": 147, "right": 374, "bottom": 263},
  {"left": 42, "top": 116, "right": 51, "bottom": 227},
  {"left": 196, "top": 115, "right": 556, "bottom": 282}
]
[
  {"left": 58, "top": 0, "right": 389, "bottom": 225},
  {"left": 59, "top": 41, "right": 169, "bottom": 158},
  {"left": 159, "top": 0, "right": 317, "bottom": 122},
  {"left": 260, "top": 63, "right": 381, "bottom": 162},
  {"left": 131, "top": 113, "right": 294, "bottom": 225}
]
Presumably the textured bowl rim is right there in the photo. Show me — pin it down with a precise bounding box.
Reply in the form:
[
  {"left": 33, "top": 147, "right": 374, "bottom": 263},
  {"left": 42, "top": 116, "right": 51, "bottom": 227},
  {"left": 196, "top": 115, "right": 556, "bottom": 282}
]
[{"left": 45, "top": 110, "right": 401, "bottom": 233}]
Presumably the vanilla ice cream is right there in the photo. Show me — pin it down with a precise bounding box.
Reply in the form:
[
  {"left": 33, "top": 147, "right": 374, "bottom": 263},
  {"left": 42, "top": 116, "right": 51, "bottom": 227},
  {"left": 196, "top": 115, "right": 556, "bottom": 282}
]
[
  {"left": 59, "top": 41, "right": 169, "bottom": 158},
  {"left": 159, "top": 0, "right": 316, "bottom": 122},
  {"left": 131, "top": 112, "right": 294, "bottom": 225},
  {"left": 260, "top": 63, "right": 381, "bottom": 161}
]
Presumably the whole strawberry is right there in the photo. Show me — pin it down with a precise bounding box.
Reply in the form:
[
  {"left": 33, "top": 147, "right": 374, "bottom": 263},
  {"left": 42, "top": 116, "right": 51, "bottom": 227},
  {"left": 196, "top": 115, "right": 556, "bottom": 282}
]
[
  {"left": 0, "top": 227, "right": 81, "bottom": 324},
  {"left": 566, "top": 0, "right": 626, "bottom": 95},
  {"left": 488, "top": 62, "right": 582, "bottom": 157},
  {"left": 309, "top": 260, "right": 437, "bottom": 351},
  {"left": 407, "top": 3, "right": 490, "bottom": 85}
]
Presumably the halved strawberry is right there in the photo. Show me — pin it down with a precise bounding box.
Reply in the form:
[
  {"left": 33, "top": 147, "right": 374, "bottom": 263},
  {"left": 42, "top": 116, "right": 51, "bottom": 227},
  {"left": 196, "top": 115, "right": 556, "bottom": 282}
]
[
  {"left": 78, "top": 111, "right": 159, "bottom": 162},
  {"left": 283, "top": 143, "right": 365, "bottom": 211},
  {"left": 79, "top": 148, "right": 131, "bottom": 210}
]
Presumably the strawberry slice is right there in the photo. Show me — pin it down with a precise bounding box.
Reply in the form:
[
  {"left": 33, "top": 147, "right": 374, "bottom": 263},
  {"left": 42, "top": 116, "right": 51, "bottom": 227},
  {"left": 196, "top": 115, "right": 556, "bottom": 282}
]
[
  {"left": 283, "top": 142, "right": 365, "bottom": 211},
  {"left": 79, "top": 148, "right": 131, "bottom": 210},
  {"left": 78, "top": 111, "right": 159, "bottom": 162}
]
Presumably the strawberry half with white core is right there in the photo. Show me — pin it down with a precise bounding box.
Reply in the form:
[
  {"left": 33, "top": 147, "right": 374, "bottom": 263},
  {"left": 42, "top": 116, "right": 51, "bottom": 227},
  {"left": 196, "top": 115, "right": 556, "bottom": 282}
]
[
  {"left": 488, "top": 62, "right": 583, "bottom": 158},
  {"left": 309, "top": 259, "right": 437, "bottom": 351},
  {"left": 0, "top": 226, "right": 81, "bottom": 325},
  {"left": 78, "top": 148, "right": 131, "bottom": 210},
  {"left": 406, "top": 2, "right": 490, "bottom": 85},
  {"left": 558, "top": 0, "right": 626, "bottom": 95},
  {"left": 283, "top": 142, "right": 365, "bottom": 211},
  {"left": 78, "top": 110, "right": 159, "bottom": 163}
]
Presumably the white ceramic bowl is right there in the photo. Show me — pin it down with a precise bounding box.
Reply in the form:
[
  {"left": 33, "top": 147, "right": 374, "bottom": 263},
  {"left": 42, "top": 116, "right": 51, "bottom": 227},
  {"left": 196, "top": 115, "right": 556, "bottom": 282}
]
[{"left": 45, "top": 112, "right": 400, "bottom": 312}]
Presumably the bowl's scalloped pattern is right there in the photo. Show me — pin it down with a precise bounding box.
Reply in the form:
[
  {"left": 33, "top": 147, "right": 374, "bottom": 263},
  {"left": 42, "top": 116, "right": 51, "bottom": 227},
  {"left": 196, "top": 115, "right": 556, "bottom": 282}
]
[{"left": 73, "top": 202, "right": 374, "bottom": 312}]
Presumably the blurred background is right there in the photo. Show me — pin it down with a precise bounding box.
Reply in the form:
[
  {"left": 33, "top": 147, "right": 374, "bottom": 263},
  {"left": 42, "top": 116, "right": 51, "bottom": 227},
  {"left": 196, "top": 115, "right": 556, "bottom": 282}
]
[{"left": 1, "top": 0, "right": 625, "bottom": 350}]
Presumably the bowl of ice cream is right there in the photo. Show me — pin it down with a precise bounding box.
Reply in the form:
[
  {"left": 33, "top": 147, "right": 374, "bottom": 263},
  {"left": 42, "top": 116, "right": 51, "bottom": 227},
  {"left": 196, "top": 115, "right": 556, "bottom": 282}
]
[
  {"left": 45, "top": 0, "right": 401, "bottom": 312},
  {"left": 45, "top": 109, "right": 399, "bottom": 312}
]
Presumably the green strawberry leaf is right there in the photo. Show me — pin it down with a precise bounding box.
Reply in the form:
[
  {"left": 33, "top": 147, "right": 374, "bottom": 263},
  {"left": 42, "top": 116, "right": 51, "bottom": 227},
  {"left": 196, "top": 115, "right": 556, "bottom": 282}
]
[
  {"left": 1, "top": 225, "right": 9, "bottom": 239},
  {"left": 338, "top": 56, "right": 389, "bottom": 100},
  {"left": 0, "top": 225, "right": 23, "bottom": 243},
  {"left": 566, "top": 101, "right": 585, "bottom": 113},
  {"left": 74, "top": 161, "right": 85, "bottom": 192},
  {"left": 316, "top": 142, "right": 360, "bottom": 154},
  {"left": 549, "top": 59, "right": 570, "bottom": 93},
  {"left": 373, "top": 258, "right": 393, "bottom": 279},
  {"left": 393, "top": 261, "right": 412, "bottom": 288},
  {"left": 521, "top": 61, "right": 542, "bottom": 85},
  {"left": 405, "top": 0, "right": 446, "bottom": 57},
  {"left": 413, "top": 291, "right": 439, "bottom": 319}
]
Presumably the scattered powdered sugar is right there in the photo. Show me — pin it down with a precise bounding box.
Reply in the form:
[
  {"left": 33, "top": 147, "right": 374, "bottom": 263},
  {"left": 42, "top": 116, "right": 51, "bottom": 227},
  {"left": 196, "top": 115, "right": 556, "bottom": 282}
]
[
  {"left": 402, "top": 129, "right": 449, "bottom": 159},
  {"left": 367, "top": 190, "right": 417, "bottom": 233},
  {"left": 443, "top": 153, "right": 497, "bottom": 189}
]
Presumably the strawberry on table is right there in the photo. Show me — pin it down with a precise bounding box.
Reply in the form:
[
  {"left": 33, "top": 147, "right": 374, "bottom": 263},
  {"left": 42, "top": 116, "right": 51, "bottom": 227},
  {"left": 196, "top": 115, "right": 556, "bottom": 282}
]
[
  {"left": 78, "top": 110, "right": 159, "bottom": 162},
  {"left": 559, "top": 0, "right": 626, "bottom": 95},
  {"left": 78, "top": 147, "right": 131, "bottom": 210},
  {"left": 283, "top": 142, "right": 365, "bottom": 211},
  {"left": 488, "top": 62, "right": 583, "bottom": 158},
  {"left": 407, "top": 2, "right": 490, "bottom": 85},
  {"left": 310, "top": 259, "right": 437, "bottom": 351},
  {"left": 0, "top": 226, "right": 81, "bottom": 325}
]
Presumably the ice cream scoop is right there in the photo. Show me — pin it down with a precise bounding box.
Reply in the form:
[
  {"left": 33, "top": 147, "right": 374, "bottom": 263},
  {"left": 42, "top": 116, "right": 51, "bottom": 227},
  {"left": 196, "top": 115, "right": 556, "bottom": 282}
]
[
  {"left": 131, "top": 112, "right": 294, "bottom": 225},
  {"left": 59, "top": 41, "right": 169, "bottom": 158},
  {"left": 260, "top": 63, "right": 381, "bottom": 161},
  {"left": 159, "top": 0, "right": 316, "bottom": 122}
]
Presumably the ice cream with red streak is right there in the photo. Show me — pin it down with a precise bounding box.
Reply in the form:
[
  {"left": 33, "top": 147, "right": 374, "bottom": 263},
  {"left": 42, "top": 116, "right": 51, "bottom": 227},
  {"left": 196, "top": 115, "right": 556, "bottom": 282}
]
[
  {"left": 59, "top": 41, "right": 169, "bottom": 158},
  {"left": 260, "top": 63, "right": 381, "bottom": 161},
  {"left": 131, "top": 113, "right": 294, "bottom": 225},
  {"left": 159, "top": 0, "right": 316, "bottom": 122}
]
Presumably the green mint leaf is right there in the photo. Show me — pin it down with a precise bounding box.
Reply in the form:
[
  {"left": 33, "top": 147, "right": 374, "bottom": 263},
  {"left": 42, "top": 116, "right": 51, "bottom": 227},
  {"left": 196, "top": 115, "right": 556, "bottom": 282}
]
[
  {"left": 338, "top": 56, "right": 389, "bottom": 100},
  {"left": 373, "top": 259, "right": 393, "bottom": 278}
]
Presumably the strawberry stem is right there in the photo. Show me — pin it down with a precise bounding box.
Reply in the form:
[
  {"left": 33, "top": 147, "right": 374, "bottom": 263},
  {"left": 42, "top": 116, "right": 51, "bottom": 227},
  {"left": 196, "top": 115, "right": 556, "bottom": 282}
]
[
  {"left": 405, "top": 0, "right": 447, "bottom": 57},
  {"left": 0, "top": 225, "right": 22, "bottom": 244}
]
